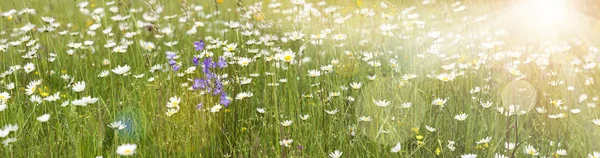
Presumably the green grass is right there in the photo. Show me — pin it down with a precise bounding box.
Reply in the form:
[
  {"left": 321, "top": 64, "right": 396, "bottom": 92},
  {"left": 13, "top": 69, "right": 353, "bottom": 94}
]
[{"left": 1, "top": 0, "right": 600, "bottom": 157}]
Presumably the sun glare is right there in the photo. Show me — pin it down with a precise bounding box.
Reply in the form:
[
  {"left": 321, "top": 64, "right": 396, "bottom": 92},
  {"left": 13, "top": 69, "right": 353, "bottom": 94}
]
[{"left": 533, "top": 0, "right": 567, "bottom": 25}]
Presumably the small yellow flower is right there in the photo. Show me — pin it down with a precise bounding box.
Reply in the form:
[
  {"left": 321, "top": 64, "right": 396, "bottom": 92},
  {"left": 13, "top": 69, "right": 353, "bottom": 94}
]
[
  {"left": 415, "top": 135, "right": 423, "bottom": 140},
  {"left": 216, "top": 0, "right": 224, "bottom": 4},
  {"left": 355, "top": 0, "right": 363, "bottom": 7},
  {"left": 417, "top": 141, "right": 424, "bottom": 146},
  {"left": 224, "top": 109, "right": 231, "bottom": 113},
  {"left": 253, "top": 14, "right": 264, "bottom": 21},
  {"left": 411, "top": 127, "right": 419, "bottom": 134},
  {"left": 7, "top": 15, "right": 12, "bottom": 21},
  {"left": 435, "top": 147, "right": 441, "bottom": 155},
  {"left": 34, "top": 71, "right": 39, "bottom": 75},
  {"left": 86, "top": 19, "right": 93, "bottom": 28},
  {"left": 241, "top": 127, "right": 247, "bottom": 132}
]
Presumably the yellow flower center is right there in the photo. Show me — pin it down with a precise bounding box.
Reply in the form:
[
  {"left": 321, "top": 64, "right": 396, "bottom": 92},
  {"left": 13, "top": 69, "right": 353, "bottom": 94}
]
[
  {"left": 283, "top": 55, "right": 293, "bottom": 61},
  {"left": 124, "top": 149, "right": 132, "bottom": 154}
]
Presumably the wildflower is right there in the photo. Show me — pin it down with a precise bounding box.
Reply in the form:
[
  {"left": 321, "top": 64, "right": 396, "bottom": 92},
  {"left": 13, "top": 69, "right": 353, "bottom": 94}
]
[
  {"left": 237, "top": 57, "right": 251, "bottom": 67},
  {"left": 476, "top": 137, "right": 491, "bottom": 144},
  {"left": 0, "top": 124, "right": 18, "bottom": 138},
  {"left": 30, "top": 95, "right": 42, "bottom": 104},
  {"left": 447, "top": 141, "right": 456, "bottom": 151},
  {"left": 556, "top": 149, "right": 567, "bottom": 156},
  {"left": 109, "top": 121, "right": 126, "bottom": 130},
  {"left": 390, "top": 142, "right": 401, "bottom": 153},
  {"left": 461, "top": 154, "right": 477, "bottom": 158},
  {"left": 436, "top": 73, "right": 455, "bottom": 82},
  {"left": 454, "top": 113, "right": 468, "bottom": 121},
  {"left": 223, "top": 43, "right": 238, "bottom": 52},
  {"left": 166, "top": 108, "right": 179, "bottom": 116},
  {"left": 401, "top": 102, "right": 412, "bottom": 108},
  {"left": 210, "top": 104, "right": 223, "bottom": 113},
  {"left": 0, "top": 102, "right": 6, "bottom": 111},
  {"left": 43, "top": 92, "right": 60, "bottom": 102},
  {"left": 281, "top": 51, "right": 295, "bottom": 62},
  {"left": 166, "top": 96, "right": 181, "bottom": 108},
  {"left": 235, "top": 92, "right": 253, "bottom": 100},
  {"left": 112, "top": 65, "right": 131, "bottom": 75},
  {"left": 279, "top": 139, "right": 293, "bottom": 147},
  {"left": 505, "top": 142, "right": 516, "bottom": 150},
  {"left": 299, "top": 115, "right": 310, "bottom": 120},
  {"left": 349, "top": 82, "right": 362, "bottom": 89},
  {"left": 358, "top": 116, "right": 371, "bottom": 122},
  {"left": 373, "top": 99, "right": 391, "bottom": 107},
  {"left": 72, "top": 81, "right": 85, "bottom": 92},
  {"left": 432, "top": 98, "right": 448, "bottom": 107},
  {"left": 281, "top": 120, "right": 292, "bottom": 127},
  {"left": 589, "top": 151, "right": 600, "bottom": 158},
  {"left": 329, "top": 150, "right": 343, "bottom": 158},
  {"left": 256, "top": 108, "right": 266, "bottom": 114},
  {"left": 548, "top": 113, "right": 565, "bottom": 119},
  {"left": 116, "top": 144, "right": 137, "bottom": 156},
  {"left": 325, "top": 109, "right": 339, "bottom": 115},
  {"left": 508, "top": 67, "right": 521, "bottom": 76},
  {"left": 425, "top": 125, "right": 436, "bottom": 132},
  {"left": 139, "top": 40, "right": 155, "bottom": 51},
  {"left": 60, "top": 101, "right": 69, "bottom": 107},
  {"left": 367, "top": 75, "right": 377, "bottom": 80},
  {"left": 219, "top": 93, "right": 231, "bottom": 107},
  {"left": 592, "top": 119, "right": 600, "bottom": 126},
  {"left": 37, "top": 114, "right": 50, "bottom": 122},
  {"left": 308, "top": 70, "right": 321, "bottom": 77},
  {"left": 2, "top": 137, "right": 16, "bottom": 146},
  {"left": 98, "top": 70, "right": 109, "bottom": 77},
  {"left": 524, "top": 145, "right": 538, "bottom": 156},
  {"left": 480, "top": 101, "right": 493, "bottom": 108},
  {"left": 494, "top": 153, "right": 509, "bottom": 158},
  {"left": 402, "top": 74, "right": 417, "bottom": 80},
  {"left": 24, "top": 63, "right": 35, "bottom": 73},
  {"left": 0, "top": 92, "right": 10, "bottom": 102}
]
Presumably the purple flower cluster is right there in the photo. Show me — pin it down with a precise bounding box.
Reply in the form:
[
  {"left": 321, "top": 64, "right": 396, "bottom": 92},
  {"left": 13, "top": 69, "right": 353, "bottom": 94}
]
[
  {"left": 194, "top": 40, "right": 205, "bottom": 51},
  {"left": 192, "top": 40, "right": 230, "bottom": 107},
  {"left": 166, "top": 51, "right": 181, "bottom": 71}
]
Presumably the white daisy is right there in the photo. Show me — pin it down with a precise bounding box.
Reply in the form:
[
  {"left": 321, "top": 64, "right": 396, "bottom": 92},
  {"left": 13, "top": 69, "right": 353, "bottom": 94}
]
[
  {"left": 112, "top": 65, "right": 131, "bottom": 75},
  {"left": 116, "top": 144, "right": 137, "bottom": 156}
]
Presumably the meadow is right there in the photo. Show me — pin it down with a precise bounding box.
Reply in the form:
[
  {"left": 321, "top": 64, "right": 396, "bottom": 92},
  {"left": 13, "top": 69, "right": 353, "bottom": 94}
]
[{"left": 1, "top": 0, "right": 600, "bottom": 157}]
